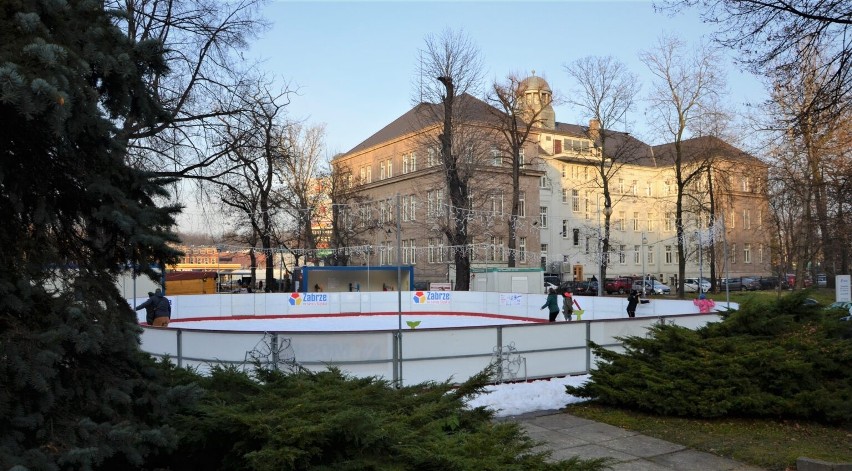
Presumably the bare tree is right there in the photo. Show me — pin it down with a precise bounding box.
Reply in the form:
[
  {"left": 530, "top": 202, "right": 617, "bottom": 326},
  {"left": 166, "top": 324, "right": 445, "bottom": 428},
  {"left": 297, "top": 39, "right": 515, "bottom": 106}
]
[
  {"left": 114, "top": 0, "right": 269, "bottom": 182},
  {"left": 274, "top": 123, "right": 329, "bottom": 266},
  {"left": 758, "top": 60, "right": 852, "bottom": 287},
  {"left": 213, "top": 80, "right": 291, "bottom": 290},
  {"left": 485, "top": 74, "right": 555, "bottom": 267},
  {"left": 656, "top": 0, "right": 852, "bottom": 124},
  {"left": 326, "top": 160, "right": 373, "bottom": 266},
  {"left": 641, "top": 35, "right": 727, "bottom": 296},
  {"left": 413, "top": 29, "right": 485, "bottom": 291},
  {"left": 564, "top": 56, "right": 642, "bottom": 285}
]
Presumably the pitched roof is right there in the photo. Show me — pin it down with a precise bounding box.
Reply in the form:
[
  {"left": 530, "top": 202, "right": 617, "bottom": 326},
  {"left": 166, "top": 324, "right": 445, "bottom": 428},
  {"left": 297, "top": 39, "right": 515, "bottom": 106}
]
[
  {"left": 346, "top": 94, "right": 502, "bottom": 154},
  {"left": 651, "top": 136, "right": 759, "bottom": 166}
]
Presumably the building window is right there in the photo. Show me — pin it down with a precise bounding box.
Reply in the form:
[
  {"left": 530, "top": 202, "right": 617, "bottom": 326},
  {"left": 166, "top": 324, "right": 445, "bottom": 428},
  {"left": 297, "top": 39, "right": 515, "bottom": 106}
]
[
  {"left": 744, "top": 243, "right": 751, "bottom": 263},
  {"left": 634, "top": 245, "right": 640, "bottom": 264},
  {"left": 380, "top": 161, "right": 385, "bottom": 179},
  {"left": 490, "top": 191, "right": 504, "bottom": 215},
  {"left": 491, "top": 146, "right": 502, "bottom": 166},
  {"left": 742, "top": 176, "right": 750, "bottom": 192},
  {"left": 360, "top": 167, "right": 365, "bottom": 182},
  {"left": 665, "top": 212, "right": 674, "bottom": 231},
  {"left": 584, "top": 192, "right": 592, "bottom": 220},
  {"left": 647, "top": 213, "right": 655, "bottom": 231},
  {"left": 518, "top": 191, "right": 526, "bottom": 217},
  {"left": 743, "top": 209, "right": 750, "bottom": 229},
  {"left": 402, "top": 240, "right": 411, "bottom": 264},
  {"left": 584, "top": 236, "right": 590, "bottom": 254},
  {"left": 617, "top": 211, "right": 625, "bottom": 231},
  {"left": 646, "top": 182, "right": 652, "bottom": 196},
  {"left": 618, "top": 178, "right": 624, "bottom": 194},
  {"left": 758, "top": 210, "right": 763, "bottom": 228},
  {"left": 729, "top": 210, "right": 735, "bottom": 229},
  {"left": 366, "top": 166, "right": 372, "bottom": 183},
  {"left": 633, "top": 212, "right": 640, "bottom": 231},
  {"left": 631, "top": 180, "right": 638, "bottom": 196},
  {"left": 647, "top": 246, "right": 654, "bottom": 265},
  {"left": 573, "top": 228, "right": 580, "bottom": 246},
  {"left": 664, "top": 179, "right": 671, "bottom": 195},
  {"left": 427, "top": 189, "right": 444, "bottom": 218},
  {"left": 427, "top": 147, "right": 439, "bottom": 167},
  {"left": 386, "top": 159, "right": 392, "bottom": 178},
  {"left": 410, "top": 152, "right": 416, "bottom": 172},
  {"left": 572, "top": 189, "right": 580, "bottom": 212},
  {"left": 562, "top": 188, "right": 569, "bottom": 204},
  {"left": 618, "top": 245, "right": 626, "bottom": 264},
  {"left": 561, "top": 164, "right": 567, "bottom": 178},
  {"left": 519, "top": 237, "right": 527, "bottom": 262},
  {"left": 730, "top": 243, "right": 737, "bottom": 264},
  {"left": 540, "top": 206, "right": 548, "bottom": 228},
  {"left": 540, "top": 176, "right": 550, "bottom": 188},
  {"left": 758, "top": 244, "right": 765, "bottom": 263},
  {"left": 518, "top": 148, "right": 525, "bottom": 166},
  {"left": 402, "top": 154, "right": 409, "bottom": 174},
  {"left": 665, "top": 245, "right": 673, "bottom": 264},
  {"left": 561, "top": 220, "right": 569, "bottom": 239}
]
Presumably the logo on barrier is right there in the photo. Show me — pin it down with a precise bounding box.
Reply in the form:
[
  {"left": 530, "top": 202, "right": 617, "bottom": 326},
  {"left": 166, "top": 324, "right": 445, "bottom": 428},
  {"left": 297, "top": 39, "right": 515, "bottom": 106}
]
[
  {"left": 289, "top": 292, "right": 328, "bottom": 306},
  {"left": 412, "top": 291, "right": 450, "bottom": 304}
]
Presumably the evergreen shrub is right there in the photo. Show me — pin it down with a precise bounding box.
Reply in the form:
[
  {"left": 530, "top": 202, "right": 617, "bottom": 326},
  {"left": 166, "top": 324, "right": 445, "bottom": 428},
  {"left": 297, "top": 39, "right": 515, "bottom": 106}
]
[
  {"left": 153, "top": 365, "right": 610, "bottom": 471},
  {"left": 566, "top": 291, "right": 852, "bottom": 424}
]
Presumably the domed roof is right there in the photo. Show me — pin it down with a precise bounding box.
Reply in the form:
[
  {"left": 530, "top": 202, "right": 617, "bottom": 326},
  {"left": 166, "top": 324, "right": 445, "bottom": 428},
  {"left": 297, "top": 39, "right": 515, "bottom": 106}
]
[{"left": 521, "top": 72, "right": 551, "bottom": 92}]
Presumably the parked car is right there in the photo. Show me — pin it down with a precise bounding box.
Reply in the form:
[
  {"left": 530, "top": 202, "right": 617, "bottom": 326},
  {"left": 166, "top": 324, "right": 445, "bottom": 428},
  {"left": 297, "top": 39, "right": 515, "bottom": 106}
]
[
  {"left": 604, "top": 277, "right": 634, "bottom": 295},
  {"left": 825, "top": 301, "right": 852, "bottom": 321},
  {"left": 756, "top": 276, "right": 781, "bottom": 290},
  {"left": 573, "top": 280, "right": 598, "bottom": 296},
  {"left": 742, "top": 277, "right": 761, "bottom": 290},
  {"left": 633, "top": 280, "right": 670, "bottom": 295},
  {"left": 683, "top": 277, "right": 710, "bottom": 293}
]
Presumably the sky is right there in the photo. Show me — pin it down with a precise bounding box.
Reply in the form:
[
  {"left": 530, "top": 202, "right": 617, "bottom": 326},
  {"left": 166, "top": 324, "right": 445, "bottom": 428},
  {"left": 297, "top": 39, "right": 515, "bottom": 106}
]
[
  {"left": 176, "top": 0, "right": 769, "bottom": 233},
  {"left": 251, "top": 0, "right": 767, "bottom": 154}
]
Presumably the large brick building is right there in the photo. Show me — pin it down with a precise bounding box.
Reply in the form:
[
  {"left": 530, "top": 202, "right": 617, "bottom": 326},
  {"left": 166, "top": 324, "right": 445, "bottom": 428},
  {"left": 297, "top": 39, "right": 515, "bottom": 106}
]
[{"left": 333, "top": 74, "right": 771, "bottom": 289}]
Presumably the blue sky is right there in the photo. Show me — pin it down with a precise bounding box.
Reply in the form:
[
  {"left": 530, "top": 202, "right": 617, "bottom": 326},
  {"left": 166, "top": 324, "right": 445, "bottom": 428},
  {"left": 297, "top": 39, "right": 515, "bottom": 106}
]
[{"left": 249, "top": 1, "right": 768, "bottom": 154}]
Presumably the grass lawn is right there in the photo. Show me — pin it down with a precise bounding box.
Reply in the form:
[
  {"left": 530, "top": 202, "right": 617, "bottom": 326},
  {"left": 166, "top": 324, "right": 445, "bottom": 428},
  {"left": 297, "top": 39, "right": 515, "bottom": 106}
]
[{"left": 564, "top": 403, "right": 852, "bottom": 471}]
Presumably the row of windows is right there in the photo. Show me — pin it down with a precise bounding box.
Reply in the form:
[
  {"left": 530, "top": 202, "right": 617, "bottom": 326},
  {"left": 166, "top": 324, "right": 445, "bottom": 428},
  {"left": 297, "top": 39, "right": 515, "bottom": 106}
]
[
  {"left": 553, "top": 172, "right": 760, "bottom": 197},
  {"left": 545, "top": 242, "right": 767, "bottom": 266},
  {"left": 373, "top": 237, "right": 530, "bottom": 265},
  {"left": 545, "top": 199, "right": 764, "bottom": 230},
  {"left": 356, "top": 144, "right": 530, "bottom": 186}
]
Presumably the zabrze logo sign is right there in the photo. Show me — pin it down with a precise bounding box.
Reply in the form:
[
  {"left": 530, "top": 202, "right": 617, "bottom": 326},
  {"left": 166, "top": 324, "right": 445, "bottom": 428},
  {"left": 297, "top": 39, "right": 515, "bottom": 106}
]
[
  {"left": 412, "top": 291, "right": 451, "bottom": 304},
  {"left": 288, "top": 292, "right": 328, "bottom": 306}
]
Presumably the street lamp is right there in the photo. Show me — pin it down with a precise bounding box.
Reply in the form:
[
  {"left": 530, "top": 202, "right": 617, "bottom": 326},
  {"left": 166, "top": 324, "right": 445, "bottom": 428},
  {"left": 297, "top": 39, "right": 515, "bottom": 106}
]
[
  {"left": 597, "top": 195, "right": 612, "bottom": 297},
  {"left": 695, "top": 230, "right": 704, "bottom": 295},
  {"left": 641, "top": 232, "right": 648, "bottom": 296}
]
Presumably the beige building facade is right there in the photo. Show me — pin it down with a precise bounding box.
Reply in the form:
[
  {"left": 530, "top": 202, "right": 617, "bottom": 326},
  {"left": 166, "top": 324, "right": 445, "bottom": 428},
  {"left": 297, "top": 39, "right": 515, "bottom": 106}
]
[{"left": 333, "top": 75, "right": 772, "bottom": 289}]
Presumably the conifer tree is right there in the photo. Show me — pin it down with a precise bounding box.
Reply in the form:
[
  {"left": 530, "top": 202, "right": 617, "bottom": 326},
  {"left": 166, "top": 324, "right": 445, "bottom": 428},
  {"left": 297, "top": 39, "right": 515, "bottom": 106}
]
[{"left": 0, "top": 0, "right": 188, "bottom": 468}]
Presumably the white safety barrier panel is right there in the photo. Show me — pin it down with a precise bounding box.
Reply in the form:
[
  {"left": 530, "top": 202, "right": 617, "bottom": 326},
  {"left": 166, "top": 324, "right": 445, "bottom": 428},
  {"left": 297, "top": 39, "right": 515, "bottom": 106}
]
[{"left": 133, "top": 291, "right": 728, "bottom": 385}]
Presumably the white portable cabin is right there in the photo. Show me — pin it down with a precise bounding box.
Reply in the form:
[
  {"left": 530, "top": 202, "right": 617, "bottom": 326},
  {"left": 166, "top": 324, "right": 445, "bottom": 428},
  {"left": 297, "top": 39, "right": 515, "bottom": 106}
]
[{"left": 469, "top": 267, "right": 545, "bottom": 294}]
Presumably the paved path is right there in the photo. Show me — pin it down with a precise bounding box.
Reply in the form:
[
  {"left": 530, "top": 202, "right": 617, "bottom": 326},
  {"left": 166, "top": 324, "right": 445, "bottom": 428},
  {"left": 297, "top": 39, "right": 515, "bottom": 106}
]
[{"left": 503, "top": 410, "right": 765, "bottom": 471}]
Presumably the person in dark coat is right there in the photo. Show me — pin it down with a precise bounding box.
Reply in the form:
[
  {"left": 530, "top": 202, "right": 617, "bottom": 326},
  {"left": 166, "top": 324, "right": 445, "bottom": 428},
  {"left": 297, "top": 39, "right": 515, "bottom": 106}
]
[
  {"left": 541, "top": 288, "right": 560, "bottom": 322},
  {"left": 150, "top": 288, "right": 171, "bottom": 327},
  {"left": 626, "top": 289, "right": 640, "bottom": 318},
  {"left": 134, "top": 292, "right": 157, "bottom": 325}
]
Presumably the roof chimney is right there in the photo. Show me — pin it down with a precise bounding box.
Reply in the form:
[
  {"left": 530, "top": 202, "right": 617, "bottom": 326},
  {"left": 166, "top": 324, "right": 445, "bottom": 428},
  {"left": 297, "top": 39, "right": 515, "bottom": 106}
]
[{"left": 589, "top": 119, "right": 601, "bottom": 142}]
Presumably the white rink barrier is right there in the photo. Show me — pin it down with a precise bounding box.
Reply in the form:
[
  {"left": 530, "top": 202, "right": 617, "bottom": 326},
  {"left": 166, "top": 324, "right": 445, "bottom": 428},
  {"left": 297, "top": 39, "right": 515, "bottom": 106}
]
[{"left": 134, "top": 291, "right": 730, "bottom": 386}]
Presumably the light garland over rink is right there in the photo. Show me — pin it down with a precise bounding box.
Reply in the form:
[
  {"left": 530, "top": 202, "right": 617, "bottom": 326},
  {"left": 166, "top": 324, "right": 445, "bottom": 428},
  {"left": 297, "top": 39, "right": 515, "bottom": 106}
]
[{"left": 186, "top": 199, "right": 728, "bottom": 265}]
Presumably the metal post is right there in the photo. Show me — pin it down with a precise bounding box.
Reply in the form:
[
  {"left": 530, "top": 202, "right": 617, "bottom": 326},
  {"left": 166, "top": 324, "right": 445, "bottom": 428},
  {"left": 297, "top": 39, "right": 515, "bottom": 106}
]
[
  {"left": 641, "top": 232, "right": 647, "bottom": 296},
  {"left": 396, "top": 193, "right": 403, "bottom": 386}
]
